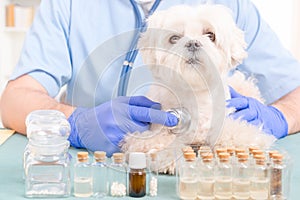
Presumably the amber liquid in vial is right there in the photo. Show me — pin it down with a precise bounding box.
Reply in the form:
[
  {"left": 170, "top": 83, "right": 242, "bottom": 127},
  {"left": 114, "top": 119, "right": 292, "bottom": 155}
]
[{"left": 129, "top": 170, "right": 146, "bottom": 197}]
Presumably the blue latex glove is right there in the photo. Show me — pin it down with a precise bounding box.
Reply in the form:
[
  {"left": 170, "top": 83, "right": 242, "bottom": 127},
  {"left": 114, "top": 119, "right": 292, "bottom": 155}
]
[
  {"left": 227, "top": 87, "right": 288, "bottom": 139},
  {"left": 67, "top": 96, "right": 178, "bottom": 156}
]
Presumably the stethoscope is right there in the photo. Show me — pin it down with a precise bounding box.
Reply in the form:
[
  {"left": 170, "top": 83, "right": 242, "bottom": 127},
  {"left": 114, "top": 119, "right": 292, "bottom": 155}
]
[{"left": 117, "top": 0, "right": 161, "bottom": 96}]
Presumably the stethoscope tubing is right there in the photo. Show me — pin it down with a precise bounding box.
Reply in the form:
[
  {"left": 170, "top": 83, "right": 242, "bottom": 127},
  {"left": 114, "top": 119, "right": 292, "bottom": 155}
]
[{"left": 117, "top": 0, "right": 161, "bottom": 96}]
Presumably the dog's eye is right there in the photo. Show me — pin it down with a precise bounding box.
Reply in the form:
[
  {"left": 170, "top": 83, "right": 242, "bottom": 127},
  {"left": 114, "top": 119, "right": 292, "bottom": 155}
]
[
  {"left": 206, "top": 32, "right": 216, "bottom": 42},
  {"left": 169, "top": 35, "right": 181, "bottom": 44}
]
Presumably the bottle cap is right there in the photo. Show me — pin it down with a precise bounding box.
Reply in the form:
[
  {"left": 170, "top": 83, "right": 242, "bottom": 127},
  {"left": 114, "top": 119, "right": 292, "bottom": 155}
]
[
  {"left": 77, "top": 152, "right": 88, "bottom": 161},
  {"left": 252, "top": 150, "right": 264, "bottom": 156},
  {"left": 129, "top": 152, "right": 146, "bottom": 169},
  {"left": 94, "top": 151, "right": 106, "bottom": 161},
  {"left": 112, "top": 152, "right": 124, "bottom": 163},
  {"left": 235, "top": 148, "right": 246, "bottom": 155},
  {"left": 237, "top": 153, "right": 248, "bottom": 159},
  {"left": 183, "top": 152, "right": 196, "bottom": 161}
]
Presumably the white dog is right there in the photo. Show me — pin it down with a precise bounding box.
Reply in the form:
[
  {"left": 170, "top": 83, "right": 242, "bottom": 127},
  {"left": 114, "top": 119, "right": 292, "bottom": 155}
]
[{"left": 121, "top": 5, "right": 276, "bottom": 173}]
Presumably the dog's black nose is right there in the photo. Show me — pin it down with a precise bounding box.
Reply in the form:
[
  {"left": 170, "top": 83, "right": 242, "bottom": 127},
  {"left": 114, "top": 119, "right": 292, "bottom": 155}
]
[{"left": 185, "top": 40, "right": 201, "bottom": 52}]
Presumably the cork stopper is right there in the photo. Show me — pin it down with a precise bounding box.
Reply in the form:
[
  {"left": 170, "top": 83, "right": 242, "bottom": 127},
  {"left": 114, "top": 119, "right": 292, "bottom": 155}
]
[
  {"left": 255, "top": 155, "right": 266, "bottom": 165},
  {"left": 268, "top": 150, "right": 279, "bottom": 159},
  {"left": 237, "top": 153, "right": 248, "bottom": 162},
  {"left": 182, "top": 146, "right": 193, "bottom": 153},
  {"left": 227, "top": 147, "right": 235, "bottom": 156},
  {"left": 218, "top": 153, "right": 230, "bottom": 162},
  {"left": 77, "top": 152, "right": 89, "bottom": 162},
  {"left": 183, "top": 152, "right": 196, "bottom": 161},
  {"left": 198, "top": 146, "right": 211, "bottom": 158},
  {"left": 202, "top": 153, "right": 213, "bottom": 163},
  {"left": 94, "top": 151, "right": 106, "bottom": 162},
  {"left": 252, "top": 150, "right": 264, "bottom": 156},
  {"left": 249, "top": 146, "right": 259, "bottom": 155},
  {"left": 272, "top": 153, "right": 283, "bottom": 164},
  {"left": 216, "top": 148, "right": 227, "bottom": 156},
  {"left": 235, "top": 148, "right": 246, "bottom": 155},
  {"left": 112, "top": 152, "right": 124, "bottom": 163}
]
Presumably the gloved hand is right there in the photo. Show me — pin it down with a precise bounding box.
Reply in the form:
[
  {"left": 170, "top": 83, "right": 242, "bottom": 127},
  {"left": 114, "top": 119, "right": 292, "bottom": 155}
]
[
  {"left": 226, "top": 87, "right": 288, "bottom": 139},
  {"left": 67, "top": 96, "right": 178, "bottom": 156}
]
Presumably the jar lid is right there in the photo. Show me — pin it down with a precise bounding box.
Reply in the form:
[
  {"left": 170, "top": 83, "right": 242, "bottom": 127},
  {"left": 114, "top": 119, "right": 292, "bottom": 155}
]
[
  {"left": 183, "top": 152, "right": 196, "bottom": 161},
  {"left": 237, "top": 153, "right": 248, "bottom": 159},
  {"left": 129, "top": 152, "right": 146, "bottom": 169},
  {"left": 77, "top": 152, "right": 89, "bottom": 160},
  {"left": 94, "top": 151, "right": 106, "bottom": 160}
]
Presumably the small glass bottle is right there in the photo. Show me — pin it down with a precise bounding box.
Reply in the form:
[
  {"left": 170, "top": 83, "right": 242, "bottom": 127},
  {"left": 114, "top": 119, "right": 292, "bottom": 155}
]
[
  {"left": 109, "top": 153, "right": 127, "bottom": 197},
  {"left": 250, "top": 155, "right": 269, "bottom": 200},
  {"left": 167, "top": 107, "right": 191, "bottom": 134},
  {"left": 147, "top": 150, "right": 159, "bottom": 197},
  {"left": 24, "top": 110, "right": 71, "bottom": 198},
  {"left": 270, "top": 153, "right": 290, "bottom": 200},
  {"left": 232, "top": 153, "right": 251, "bottom": 199},
  {"left": 197, "top": 152, "right": 215, "bottom": 200},
  {"left": 178, "top": 152, "right": 198, "bottom": 200},
  {"left": 128, "top": 152, "right": 147, "bottom": 197},
  {"left": 214, "top": 152, "right": 232, "bottom": 200},
  {"left": 73, "top": 152, "right": 93, "bottom": 198},
  {"left": 92, "top": 151, "right": 108, "bottom": 198}
]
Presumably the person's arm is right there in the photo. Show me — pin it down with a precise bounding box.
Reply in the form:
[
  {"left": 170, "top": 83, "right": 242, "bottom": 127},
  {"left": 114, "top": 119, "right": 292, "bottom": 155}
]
[
  {"left": 0, "top": 75, "right": 74, "bottom": 134},
  {"left": 272, "top": 86, "right": 300, "bottom": 134}
]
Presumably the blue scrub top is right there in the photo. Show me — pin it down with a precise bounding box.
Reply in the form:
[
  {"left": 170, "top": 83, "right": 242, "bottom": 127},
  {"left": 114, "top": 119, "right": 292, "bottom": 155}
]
[{"left": 10, "top": 0, "right": 300, "bottom": 107}]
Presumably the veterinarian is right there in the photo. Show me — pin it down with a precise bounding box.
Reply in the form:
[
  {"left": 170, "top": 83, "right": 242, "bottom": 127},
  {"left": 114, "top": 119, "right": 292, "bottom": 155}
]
[{"left": 1, "top": 0, "right": 300, "bottom": 156}]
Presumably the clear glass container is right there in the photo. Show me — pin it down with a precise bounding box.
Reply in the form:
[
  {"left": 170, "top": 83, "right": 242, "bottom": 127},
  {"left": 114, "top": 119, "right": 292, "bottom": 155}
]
[
  {"left": 178, "top": 152, "right": 198, "bottom": 200},
  {"left": 73, "top": 152, "right": 93, "bottom": 198},
  {"left": 24, "top": 110, "right": 71, "bottom": 198},
  {"left": 128, "top": 152, "right": 147, "bottom": 197},
  {"left": 197, "top": 152, "right": 215, "bottom": 200},
  {"left": 232, "top": 153, "right": 251, "bottom": 199},
  {"left": 250, "top": 155, "right": 269, "bottom": 200},
  {"left": 108, "top": 153, "right": 127, "bottom": 197},
  {"left": 214, "top": 152, "right": 232, "bottom": 200},
  {"left": 167, "top": 107, "right": 191, "bottom": 134},
  {"left": 147, "top": 150, "right": 159, "bottom": 197},
  {"left": 270, "top": 153, "right": 291, "bottom": 200},
  {"left": 92, "top": 151, "right": 108, "bottom": 198}
]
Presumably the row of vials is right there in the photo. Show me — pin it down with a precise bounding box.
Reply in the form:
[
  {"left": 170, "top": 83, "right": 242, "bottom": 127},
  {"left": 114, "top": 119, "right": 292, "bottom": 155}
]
[
  {"left": 73, "top": 151, "right": 158, "bottom": 198},
  {"left": 177, "top": 145, "right": 291, "bottom": 200}
]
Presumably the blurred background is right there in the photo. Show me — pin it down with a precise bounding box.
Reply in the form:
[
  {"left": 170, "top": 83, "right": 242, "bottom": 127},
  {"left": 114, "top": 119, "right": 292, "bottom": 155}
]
[{"left": 0, "top": 0, "right": 299, "bottom": 123}]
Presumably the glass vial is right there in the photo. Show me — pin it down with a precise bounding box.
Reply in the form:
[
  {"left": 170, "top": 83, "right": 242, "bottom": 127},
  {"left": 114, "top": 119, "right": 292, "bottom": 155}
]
[
  {"left": 24, "top": 110, "right": 71, "bottom": 198},
  {"left": 92, "top": 151, "right": 108, "bottom": 198},
  {"left": 109, "top": 153, "right": 127, "bottom": 197},
  {"left": 197, "top": 152, "right": 215, "bottom": 200},
  {"left": 214, "top": 152, "right": 232, "bottom": 200},
  {"left": 178, "top": 152, "right": 198, "bottom": 200},
  {"left": 147, "top": 150, "right": 159, "bottom": 197},
  {"left": 270, "top": 153, "right": 289, "bottom": 200},
  {"left": 73, "top": 152, "right": 93, "bottom": 198},
  {"left": 232, "top": 153, "right": 251, "bottom": 199},
  {"left": 167, "top": 107, "right": 191, "bottom": 134},
  {"left": 128, "top": 152, "right": 147, "bottom": 197},
  {"left": 250, "top": 155, "right": 269, "bottom": 200}
]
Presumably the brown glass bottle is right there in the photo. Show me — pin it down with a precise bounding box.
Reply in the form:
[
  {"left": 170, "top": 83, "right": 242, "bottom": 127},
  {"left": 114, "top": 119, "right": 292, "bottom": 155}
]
[{"left": 128, "top": 152, "right": 147, "bottom": 197}]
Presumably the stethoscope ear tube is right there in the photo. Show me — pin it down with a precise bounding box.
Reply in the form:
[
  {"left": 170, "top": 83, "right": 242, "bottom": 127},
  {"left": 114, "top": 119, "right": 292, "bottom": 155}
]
[{"left": 117, "top": 0, "right": 161, "bottom": 96}]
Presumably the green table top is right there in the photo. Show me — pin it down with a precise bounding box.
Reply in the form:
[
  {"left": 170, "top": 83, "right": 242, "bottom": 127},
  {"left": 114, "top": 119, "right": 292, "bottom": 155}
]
[{"left": 0, "top": 133, "right": 299, "bottom": 199}]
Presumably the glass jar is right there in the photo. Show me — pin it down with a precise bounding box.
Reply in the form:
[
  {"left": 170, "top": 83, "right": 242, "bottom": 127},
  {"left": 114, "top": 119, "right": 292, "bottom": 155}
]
[
  {"left": 232, "top": 153, "right": 251, "bottom": 199},
  {"left": 147, "top": 150, "right": 159, "bottom": 197},
  {"left": 197, "top": 152, "right": 215, "bottom": 200},
  {"left": 178, "top": 152, "right": 198, "bottom": 200},
  {"left": 92, "top": 151, "right": 108, "bottom": 198},
  {"left": 214, "top": 152, "right": 232, "bottom": 200},
  {"left": 24, "top": 110, "right": 71, "bottom": 198},
  {"left": 108, "top": 153, "right": 127, "bottom": 197},
  {"left": 74, "top": 152, "right": 93, "bottom": 198}
]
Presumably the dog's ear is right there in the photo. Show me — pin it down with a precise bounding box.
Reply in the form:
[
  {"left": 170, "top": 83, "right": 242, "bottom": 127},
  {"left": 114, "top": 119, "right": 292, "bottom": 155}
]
[{"left": 229, "top": 26, "right": 248, "bottom": 67}]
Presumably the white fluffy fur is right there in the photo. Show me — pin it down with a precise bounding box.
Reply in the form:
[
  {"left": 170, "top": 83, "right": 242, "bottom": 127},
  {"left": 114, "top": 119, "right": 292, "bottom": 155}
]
[{"left": 121, "top": 5, "right": 276, "bottom": 174}]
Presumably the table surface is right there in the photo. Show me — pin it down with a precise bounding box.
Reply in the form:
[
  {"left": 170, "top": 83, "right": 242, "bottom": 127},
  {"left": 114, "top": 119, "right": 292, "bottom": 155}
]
[{"left": 0, "top": 133, "right": 299, "bottom": 200}]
